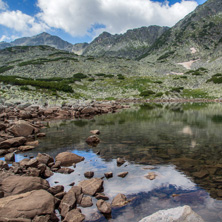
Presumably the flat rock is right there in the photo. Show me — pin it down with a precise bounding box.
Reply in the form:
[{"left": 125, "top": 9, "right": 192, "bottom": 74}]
[
  {"left": 18, "top": 145, "right": 35, "bottom": 151},
  {"left": 78, "top": 178, "right": 103, "bottom": 196},
  {"left": 63, "top": 209, "right": 85, "bottom": 222},
  {"left": 55, "top": 152, "right": 84, "bottom": 166},
  {"left": 112, "top": 194, "right": 128, "bottom": 207},
  {"left": 1, "top": 175, "right": 50, "bottom": 196},
  {"left": 95, "top": 193, "right": 109, "bottom": 200},
  {"left": 138, "top": 205, "right": 204, "bottom": 222},
  {"left": 0, "top": 137, "right": 26, "bottom": 149},
  {"left": 96, "top": 199, "right": 111, "bottom": 214},
  {"left": 59, "top": 186, "right": 82, "bottom": 218},
  {"left": 8, "top": 120, "right": 36, "bottom": 137},
  {"left": 118, "top": 172, "right": 128, "bottom": 178},
  {"left": 57, "top": 167, "right": 74, "bottom": 174},
  {"left": 0, "top": 189, "right": 55, "bottom": 219},
  {"left": 80, "top": 196, "right": 93, "bottom": 208}
]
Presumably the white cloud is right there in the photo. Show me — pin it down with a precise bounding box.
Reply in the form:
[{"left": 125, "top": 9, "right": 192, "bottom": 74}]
[
  {"left": 0, "top": 10, "right": 48, "bottom": 36},
  {"left": 0, "top": 0, "right": 8, "bottom": 10},
  {"left": 37, "top": 0, "right": 198, "bottom": 37}
]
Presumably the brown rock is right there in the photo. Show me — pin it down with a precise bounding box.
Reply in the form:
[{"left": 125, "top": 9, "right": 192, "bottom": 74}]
[
  {"left": 37, "top": 133, "right": 46, "bottom": 138},
  {"left": 59, "top": 186, "right": 82, "bottom": 218},
  {"left": 0, "top": 137, "right": 26, "bottom": 149},
  {"left": 95, "top": 193, "right": 109, "bottom": 200},
  {"left": 193, "top": 170, "right": 209, "bottom": 179},
  {"left": 4, "top": 153, "right": 15, "bottom": 162},
  {"left": 112, "top": 194, "right": 128, "bottom": 207},
  {"left": 84, "top": 171, "right": 94, "bottom": 178},
  {"left": 57, "top": 168, "right": 74, "bottom": 174},
  {"left": 43, "top": 167, "right": 54, "bottom": 178},
  {"left": 0, "top": 190, "right": 55, "bottom": 219},
  {"left": 104, "top": 172, "right": 113, "bottom": 179},
  {"left": 86, "top": 135, "right": 100, "bottom": 147},
  {"left": 0, "top": 160, "right": 9, "bottom": 170},
  {"left": 117, "top": 158, "right": 125, "bottom": 166},
  {"left": 18, "top": 145, "right": 35, "bottom": 151},
  {"left": 63, "top": 209, "right": 85, "bottom": 222},
  {"left": 90, "top": 130, "right": 100, "bottom": 135},
  {"left": 0, "top": 149, "right": 8, "bottom": 156},
  {"left": 78, "top": 178, "right": 103, "bottom": 196},
  {"left": 1, "top": 175, "right": 50, "bottom": 196},
  {"left": 81, "top": 107, "right": 96, "bottom": 115},
  {"left": 26, "top": 140, "right": 39, "bottom": 147},
  {"left": 118, "top": 172, "right": 128, "bottom": 178},
  {"left": 19, "top": 158, "right": 30, "bottom": 167},
  {"left": 0, "top": 217, "right": 31, "bottom": 222},
  {"left": 55, "top": 192, "right": 66, "bottom": 200},
  {"left": 0, "top": 123, "right": 6, "bottom": 131},
  {"left": 48, "top": 185, "right": 64, "bottom": 196},
  {"left": 25, "top": 159, "right": 39, "bottom": 168},
  {"left": 0, "top": 191, "right": 4, "bottom": 198},
  {"left": 80, "top": 196, "right": 93, "bottom": 208},
  {"left": 8, "top": 120, "right": 36, "bottom": 137},
  {"left": 36, "top": 153, "right": 54, "bottom": 166},
  {"left": 27, "top": 168, "right": 40, "bottom": 177},
  {"left": 19, "top": 111, "right": 32, "bottom": 120},
  {"left": 96, "top": 200, "right": 111, "bottom": 214},
  {"left": 55, "top": 152, "right": 84, "bottom": 166},
  {"left": 145, "top": 172, "right": 157, "bottom": 180}
]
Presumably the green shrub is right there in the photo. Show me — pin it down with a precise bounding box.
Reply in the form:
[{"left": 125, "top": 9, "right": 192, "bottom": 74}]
[
  {"left": 155, "top": 92, "right": 163, "bottom": 97},
  {"left": 0, "top": 66, "right": 14, "bottom": 73},
  {"left": 73, "top": 73, "right": 87, "bottom": 79},
  {"left": 117, "top": 74, "right": 125, "bottom": 80},
  {"left": 140, "top": 90, "right": 155, "bottom": 97}
]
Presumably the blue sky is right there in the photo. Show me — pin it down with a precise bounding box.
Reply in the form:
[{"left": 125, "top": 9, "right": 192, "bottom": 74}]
[{"left": 0, "top": 0, "right": 207, "bottom": 44}]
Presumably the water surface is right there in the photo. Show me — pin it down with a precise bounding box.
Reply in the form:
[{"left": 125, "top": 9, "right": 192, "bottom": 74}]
[{"left": 14, "top": 103, "right": 222, "bottom": 221}]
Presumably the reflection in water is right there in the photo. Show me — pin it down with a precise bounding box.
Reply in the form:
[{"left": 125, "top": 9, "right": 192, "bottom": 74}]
[{"left": 15, "top": 103, "right": 222, "bottom": 221}]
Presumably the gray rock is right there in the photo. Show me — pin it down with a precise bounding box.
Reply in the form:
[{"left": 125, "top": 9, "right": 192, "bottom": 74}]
[
  {"left": 112, "top": 193, "right": 128, "bottom": 207},
  {"left": 139, "top": 205, "right": 205, "bottom": 222},
  {"left": 96, "top": 199, "right": 111, "bottom": 214},
  {"left": 80, "top": 196, "right": 93, "bottom": 208},
  {"left": 78, "top": 178, "right": 103, "bottom": 196}
]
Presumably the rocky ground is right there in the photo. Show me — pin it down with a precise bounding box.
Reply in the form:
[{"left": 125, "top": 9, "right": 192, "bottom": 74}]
[{"left": 0, "top": 101, "right": 133, "bottom": 222}]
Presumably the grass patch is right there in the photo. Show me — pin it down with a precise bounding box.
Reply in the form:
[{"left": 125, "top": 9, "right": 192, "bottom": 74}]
[
  {"left": 182, "top": 89, "right": 208, "bottom": 98},
  {"left": 140, "top": 90, "right": 155, "bottom": 97},
  {"left": 206, "top": 73, "right": 222, "bottom": 84},
  {"left": 0, "top": 66, "right": 14, "bottom": 73}
]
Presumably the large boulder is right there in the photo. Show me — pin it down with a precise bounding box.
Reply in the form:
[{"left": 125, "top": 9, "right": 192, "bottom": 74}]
[
  {"left": 8, "top": 120, "right": 36, "bottom": 137},
  {"left": 0, "top": 137, "right": 26, "bottom": 149},
  {"left": 139, "top": 205, "right": 204, "bottom": 222},
  {"left": 0, "top": 190, "right": 55, "bottom": 219},
  {"left": 55, "top": 152, "right": 84, "bottom": 166},
  {"left": 1, "top": 175, "right": 50, "bottom": 196},
  {"left": 59, "top": 186, "right": 82, "bottom": 218},
  {"left": 78, "top": 178, "right": 103, "bottom": 196}
]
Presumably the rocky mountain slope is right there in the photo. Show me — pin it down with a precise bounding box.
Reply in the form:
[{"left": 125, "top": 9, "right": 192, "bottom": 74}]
[
  {"left": 0, "top": 32, "right": 74, "bottom": 51},
  {"left": 139, "top": 0, "right": 222, "bottom": 73},
  {"left": 83, "top": 26, "right": 169, "bottom": 59}
]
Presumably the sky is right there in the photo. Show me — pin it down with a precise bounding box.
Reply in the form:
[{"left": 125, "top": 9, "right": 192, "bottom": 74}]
[{"left": 0, "top": 0, "right": 207, "bottom": 44}]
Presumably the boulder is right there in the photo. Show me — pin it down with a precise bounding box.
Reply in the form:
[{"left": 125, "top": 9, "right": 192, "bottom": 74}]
[
  {"left": 96, "top": 200, "right": 112, "bottom": 214},
  {"left": 84, "top": 171, "right": 94, "bottom": 178},
  {"left": 118, "top": 172, "right": 128, "bottom": 178},
  {"left": 63, "top": 209, "right": 85, "bottom": 222},
  {"left": 90, "top": 130, "right": 100, "bottom": 135},
  {"left": 0, "top": 190, "right": 55, "bottom": 219},
  {"left": 59, "top": 186, "right": 82, "bottom": 218},
  {"left": 55, "top": 152, "right": 84, "bottom": 166},
  {"left": 78, "top": 178, "right": 103, "bottom": 196},
  {"left": 104, "top": 172, "right": 113, "bottom": 179},
  {"left": 0, "top": 137, "right": 26, "bottom": 149},
  {"left": 138, "top": 205, "right": 204, "bottom": 222},
  {"left": 4, "top": 153, "right": 15, "bottom": 162},
  {"left": 25, "top": 159, "right": 39, "bottom": 168},
  {"left": 8, "top": 120, "right": 36, "bottom": 137},
  {"left": 48, "top": 185, "right": 64, "bottom": 196},
  {"left": 18, "top": 145, "right": 35, "bottom": 151},
  {"left": 36, "top": 153, "right": 54, "bottom": 166},
  {"left": 80, "top": 196, "right": 93, "bottom": 208},
  {"left": 85, "top": 135, "right": 100, "bottom": 147},
  {"left": 1, "top": 175, "right": 50, "bottom": 196},
  {"left": 111, "top": 194, "right": 128, "bottom": 207}
]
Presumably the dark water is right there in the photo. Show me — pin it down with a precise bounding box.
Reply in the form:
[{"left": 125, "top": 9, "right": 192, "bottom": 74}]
[{"left": 9, "top": 103, "right": 222, "bottom": 221}]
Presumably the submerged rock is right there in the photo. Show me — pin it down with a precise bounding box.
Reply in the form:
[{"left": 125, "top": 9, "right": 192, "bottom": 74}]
[{"left": 139, "top": 205, "right": 204, "bottom": 222}]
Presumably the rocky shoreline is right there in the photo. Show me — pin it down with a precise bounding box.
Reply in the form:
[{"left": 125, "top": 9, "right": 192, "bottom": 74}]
[{"left": 0, "top": 101, "right": 132, "bottom": 221}]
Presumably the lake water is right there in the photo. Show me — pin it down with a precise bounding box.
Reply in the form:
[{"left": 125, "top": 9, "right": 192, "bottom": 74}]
[{"left": 13, "top": 102, "right": 222, "bottom": 221}]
